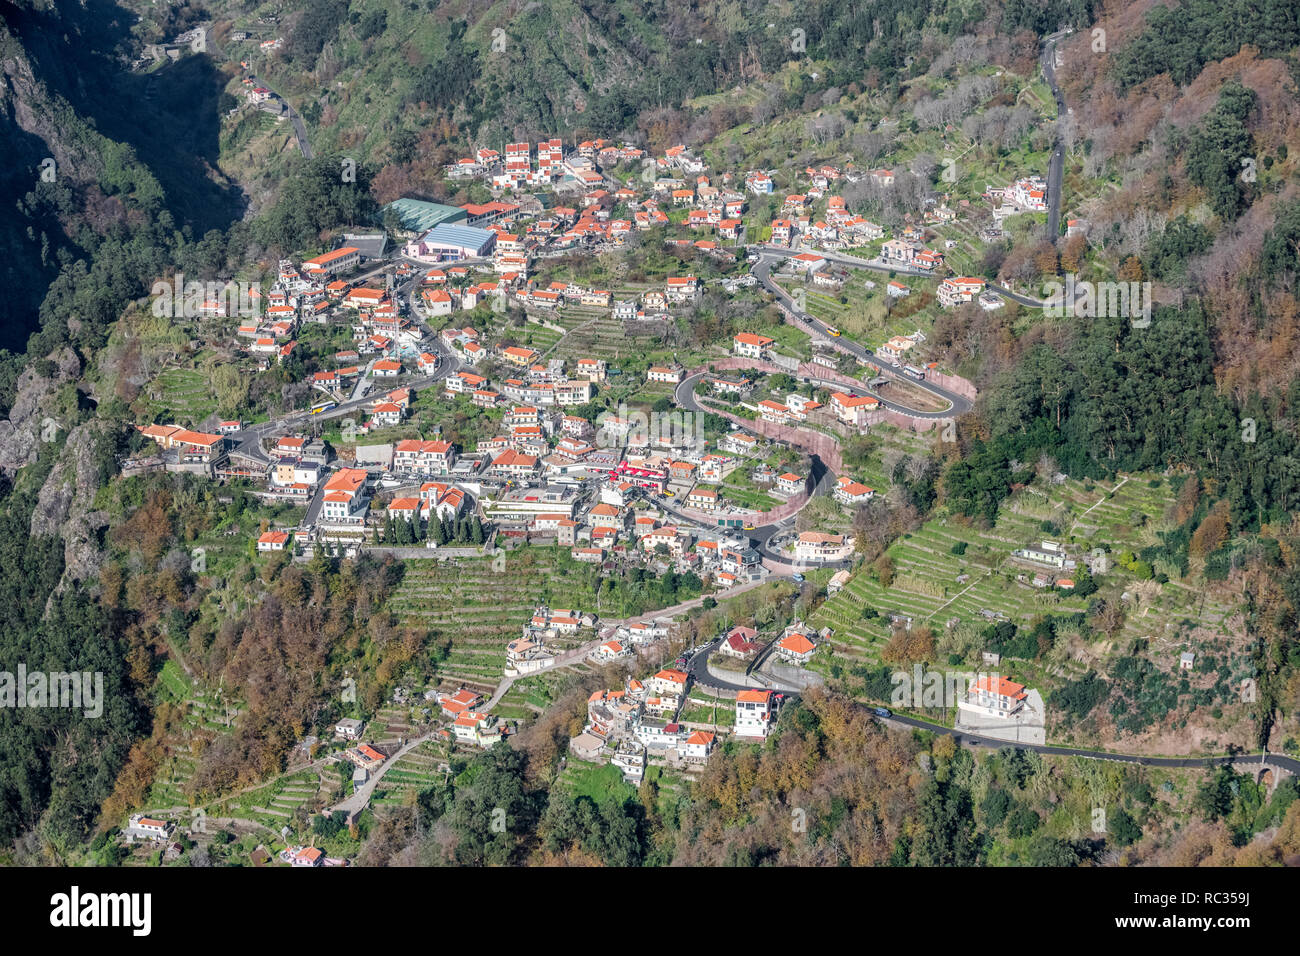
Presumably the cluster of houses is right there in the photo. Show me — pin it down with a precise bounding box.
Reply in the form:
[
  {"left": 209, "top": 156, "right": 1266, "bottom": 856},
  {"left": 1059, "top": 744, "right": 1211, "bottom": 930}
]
[
  {"left": 497, "top": 453, "right": 769, "bottom": 579},
  {"left": 504, "top": 606, "right": 598, "bottom": 676},
  {"left": 1011, "top": 539, "right": 1078, "bottom": 589},
  {"left": 441, "top": 344, "right": 596, "bottom": 409},
  {"left": 568, "top": 614, "right": 834, "bottom": 779},
  {"left": 437, "top": 138, "right": 750, "bottom": 271},
  {"left": 986, "top": 176, "right": 1049, "bottom": 217},
  {"left": 432, "top": 686, "right": 506, "bottom": 748},
  {"left": 418, "top": 258, "right": 707, "bottom": 324},
  {"left": 768, "top": 195, "right": 885, "bottom": 251},
  {"left": 569, "top": 661, "right": 784, "bottom": 781},
  {"left": 718, "top": 621, "right": 824, "bottom": 668}
]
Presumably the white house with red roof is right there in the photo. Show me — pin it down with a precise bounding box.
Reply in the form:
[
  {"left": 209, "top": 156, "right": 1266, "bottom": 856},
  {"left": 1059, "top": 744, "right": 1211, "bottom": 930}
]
[
  {"left": 958, "top": 675, "right": 1029, "bottom": 719},
  {"left": 735, "top": 688, "right": 776, "bottom": 738},
  {"left": 321, "top": 468, "right": 369, "bottom": 523},
  {"left": 678, "top": 730, "right": 715, "bottom": 763},
  {"left": 257, "top": 530, "right": 293, "bottom": 552},
  {"left": 829, "top": 391, "right": 879, "bottom": 428},
  {"left": 775, "top": 629, "right": 817, "bottom": 665},
  {"left": 721, "top": 626, "right": 763, "bottom": 659},
  {"left": 834, "top": 476, "right": 876, "bottom": 507},
  {"left": 794, "top": 531, "right": 854, "bottom": 562},
  {"left": 302, "top": 246, "right": 360, "bottom": 276},
  {"left": 1010, "top": 176, "right": 1048, "bottom": 211},
  {"left": 937, "top": 276, "right": 987, "bottom": 308},
  {"left": 790, "top": 251, "right": 827, "bottom": 273},
  {"left": 733, "top": 332, "right": 774, "bottom": 359},
  {"left": 394, "top": 438, "right": 455, "bottom": 474}
]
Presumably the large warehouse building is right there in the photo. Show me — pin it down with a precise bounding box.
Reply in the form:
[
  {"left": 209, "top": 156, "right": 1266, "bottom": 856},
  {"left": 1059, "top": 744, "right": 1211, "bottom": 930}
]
[
  {"left": 404, "top": 223, "right": 497, "bottom": 262},
  {"left": 383, "top": 199, "right": 468, "bottom": 233}
]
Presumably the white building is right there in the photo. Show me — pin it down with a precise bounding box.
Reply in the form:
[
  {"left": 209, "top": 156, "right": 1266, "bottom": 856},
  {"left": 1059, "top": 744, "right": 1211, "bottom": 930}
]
[
  {"left": 957, "top": 675, "right": 1028, "bottom": 720},
  {"left": 734, "top": 689, "right": 776, "bottom": 738},
  {"left": 794, "top": 531, "right": 854, "bottom": 563}
]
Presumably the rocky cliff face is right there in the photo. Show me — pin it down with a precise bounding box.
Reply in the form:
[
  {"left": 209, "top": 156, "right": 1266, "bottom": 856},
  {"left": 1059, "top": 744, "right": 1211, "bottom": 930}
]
[
  {"left": 0, "top": 344, "right": 110, "bottom": 596},
  {"left": 32, "top": 420, "right": 110, "bottom": 594},
  {"left": 0, "top": 346, "right": 81, "bottom": 476}
]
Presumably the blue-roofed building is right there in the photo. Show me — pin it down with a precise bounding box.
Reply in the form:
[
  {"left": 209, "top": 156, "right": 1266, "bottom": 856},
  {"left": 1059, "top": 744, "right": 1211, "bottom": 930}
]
[{"left": 404, "top": 223, "right": 497, "bottom": 262}]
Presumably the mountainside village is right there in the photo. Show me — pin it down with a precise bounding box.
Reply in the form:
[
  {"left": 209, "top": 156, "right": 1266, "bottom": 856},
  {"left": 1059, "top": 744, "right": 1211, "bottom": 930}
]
[{"left": 117, "top": 128, "right": 1063, "bottom": 855}]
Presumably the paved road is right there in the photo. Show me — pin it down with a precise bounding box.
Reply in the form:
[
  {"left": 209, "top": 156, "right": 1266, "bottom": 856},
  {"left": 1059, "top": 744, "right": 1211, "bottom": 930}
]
[
  {"left": 880, "top": 710, "right": 1300, "bottom": 776},
  {"left": 671, "top": 371, "right": 845, "bottom": 566},
  {"left": 213, "top": 36, "right": 313, "bottom": 159},
  {"left": 686, "top": 637, "right": 765, "bottom": 692},
  {"left": 286, "top": 106, "right": 312, "bottom": 159},
  {"left": 749, "top": 250, "right": 974, "bottom": 417},
  {"left": 1040, "top": 30, "right": 1071, "bottom": 240}
]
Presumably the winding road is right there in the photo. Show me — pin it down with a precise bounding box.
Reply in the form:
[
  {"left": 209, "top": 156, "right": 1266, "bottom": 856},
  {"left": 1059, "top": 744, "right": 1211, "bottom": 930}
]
[
  {"left": 882, "top": 710, "right": 1299, "bottom": 778},
  {"left": 226, "top": 260, "right": 462, "bottom": 469},
  {"left": 1040, "top": 29, "right": 1071, "bottom": 240}
]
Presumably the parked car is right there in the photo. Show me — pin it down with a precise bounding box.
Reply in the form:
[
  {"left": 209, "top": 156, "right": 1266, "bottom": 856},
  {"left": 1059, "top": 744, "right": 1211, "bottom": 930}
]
[{"left": 873, "top": 707, "right": 891, "bottom": 718}]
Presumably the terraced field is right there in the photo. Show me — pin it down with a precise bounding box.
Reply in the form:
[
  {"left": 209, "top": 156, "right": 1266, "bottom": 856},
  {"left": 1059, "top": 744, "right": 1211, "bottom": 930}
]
[
  {"left": 370, "top": 740, "right": 452, "bottom": 810},
  {"left": 840, "top": 423, "right": 934, "bottom": 493},
  {"left": 811, "top": 475, "right": 1243, "bottom": 679},
  {"left": 367, "top": 703, "right": 431, "bottom": 745},
  {"left": 214, "top": 768, "right": 330, "bottom": 831},
  {"left": 387, "top": 549, "right": 609, "bottom": 693},
  {"left": 519, "top": 315, "right": 564, "bottom": 354},
  {"left": 145, "top": 661, "right": 248, "bottom": 810},
  {"left": 680, "top": 690, "right": 735, "bottom": 729},
  {"left": 552, "top": 312, "right": 668, "bottom": 363},
  {"left": 144, "top": 365, "right": 216, "bottom": 424}
]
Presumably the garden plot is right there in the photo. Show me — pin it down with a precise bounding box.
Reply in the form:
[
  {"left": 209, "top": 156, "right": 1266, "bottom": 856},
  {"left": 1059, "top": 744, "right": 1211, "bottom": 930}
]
[
  {"left": 144, "top": 366, "right": 216, "bottom": 424},
  {"left": 387, "top": 550, "right": 610, "bottom": 691},
  {"left": 371, "top": 741, "right": 451, "bottom": 809},
  {"left": 812, "top": 474, "right": 1244, "bottom": 668}
]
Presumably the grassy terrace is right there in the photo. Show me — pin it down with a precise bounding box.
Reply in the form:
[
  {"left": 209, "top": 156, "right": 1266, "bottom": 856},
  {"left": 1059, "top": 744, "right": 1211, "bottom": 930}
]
[
  {"left": 551, "top": 310, "right": 670, "bottom": 363},
  {"left": 799, "top": 277, "right": 938, "bottom": 352},
  {"left": 387, "top": 548, "right": 616, "bottom": 693},
  {"left": 840, "top": 423, "right": 935, "bottom": 494},
  {"left": 144, "top": 364, "right": 217, "bottom": 424},
  {"left": 370, "top": 740, "right": 452, "bottom": 810},
  {"left": 720, "top": 469, "right": 781, "bottom": 510},
  {"left": 680, "top": 689, "right": 735, "bottom": 729},
  {"left": 213, "top": 768, "right": 329, "bottom": 831},
  {"left": 811, "top": 474, "right": 1243, "bottom": 685}
]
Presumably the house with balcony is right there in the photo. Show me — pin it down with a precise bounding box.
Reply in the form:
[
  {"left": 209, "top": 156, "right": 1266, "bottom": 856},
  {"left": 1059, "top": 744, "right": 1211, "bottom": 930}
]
[
  {"left": 958, "top": 675, "right": 1029, "bottom": 720},
  {"left": 321, "top": 468, "right": 369, "bottom": 525},
  {"left": 733, "top": 332, "right": 774, "bottom": 359},
  {"left": 794, "top": 531, "right": 854, "bottom": 562},
  {"left": 734, "top": 689, "right": 776, "bottom": 738},
  {"left": 937, "top": 276, "right": 987, "bottom": 308}
]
